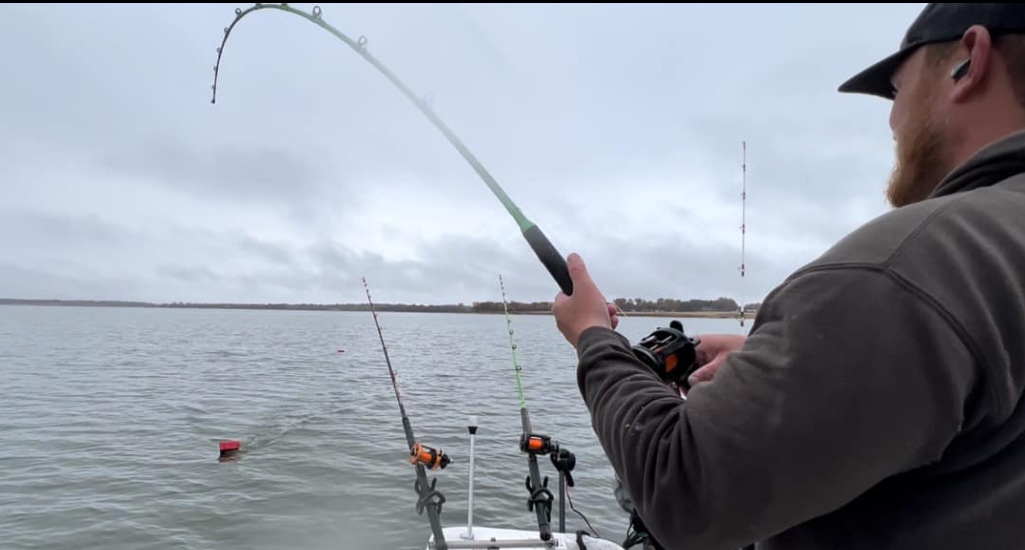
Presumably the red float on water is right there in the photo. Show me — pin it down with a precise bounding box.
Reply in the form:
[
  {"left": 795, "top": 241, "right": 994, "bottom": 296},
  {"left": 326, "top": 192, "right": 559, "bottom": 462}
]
[
  {"left": 219, "top": 440, "right": 241, "bottom": 461},
  {"left": 337, "top": 349, "right": 345, "bottom": 353}
]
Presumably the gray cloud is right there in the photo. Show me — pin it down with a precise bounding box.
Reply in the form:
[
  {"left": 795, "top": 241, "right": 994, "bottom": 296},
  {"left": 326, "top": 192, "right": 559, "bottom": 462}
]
[
  {"left": 101, "top": 140, "right": 328, "bottom": 205},
  {"left": 156, "top": 265, "right": 221, "bottom": 285},
  {"left": 0, "top": 211, "right": 127, "bottom": 249},
  {"left": 0, "top": 263, "right": 108, "bottom": 300}
]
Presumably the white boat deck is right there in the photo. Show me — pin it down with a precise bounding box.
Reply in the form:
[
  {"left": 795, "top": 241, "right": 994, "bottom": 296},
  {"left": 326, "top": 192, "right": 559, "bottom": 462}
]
[{"left": 425, "top": 526, "right": 581, "bottom": 550}]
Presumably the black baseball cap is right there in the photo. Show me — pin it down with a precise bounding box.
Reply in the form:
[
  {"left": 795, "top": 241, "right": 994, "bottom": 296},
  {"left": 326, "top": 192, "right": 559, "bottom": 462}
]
[{"left": 838, "top": 3, "right": 1025, "bottom": 99}]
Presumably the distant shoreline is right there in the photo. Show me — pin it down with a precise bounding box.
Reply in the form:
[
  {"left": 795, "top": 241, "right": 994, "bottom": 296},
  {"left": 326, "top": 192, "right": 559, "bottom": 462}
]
[{"left": 0, "top": 298, "right": 756, "bottom": 319}]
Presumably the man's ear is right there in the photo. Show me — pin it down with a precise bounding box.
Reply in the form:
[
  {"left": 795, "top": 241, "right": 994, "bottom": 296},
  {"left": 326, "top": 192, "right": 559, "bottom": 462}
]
[{"left": 951, "top": 25, "right": 992, "bottom": 103}]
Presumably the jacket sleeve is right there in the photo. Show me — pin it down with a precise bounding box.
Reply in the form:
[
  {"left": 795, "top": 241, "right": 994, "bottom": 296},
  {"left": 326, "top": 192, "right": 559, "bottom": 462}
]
[{"left": 575, "top": 266, "right": 977, "bottom": 550}]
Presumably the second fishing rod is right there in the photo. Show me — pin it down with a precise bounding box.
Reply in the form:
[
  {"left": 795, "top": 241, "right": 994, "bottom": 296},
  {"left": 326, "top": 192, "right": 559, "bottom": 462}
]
[
  {"left": 363, "top": 277, "right": 451, "bottom": 550},
  {"left": 498, "top": 275, "right": 582, "bottom": 542}
]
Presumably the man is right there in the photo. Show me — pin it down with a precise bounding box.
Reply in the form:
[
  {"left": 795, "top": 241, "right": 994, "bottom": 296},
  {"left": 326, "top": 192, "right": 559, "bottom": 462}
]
[{"left": 552, "top": 4, "right": 1025, "bottom": 549}]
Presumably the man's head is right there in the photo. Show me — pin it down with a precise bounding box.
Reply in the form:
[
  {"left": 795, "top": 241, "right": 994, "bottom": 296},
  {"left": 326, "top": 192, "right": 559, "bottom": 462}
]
[{"left": 839, "top": 4, "right": 1025, "bottom": 207}]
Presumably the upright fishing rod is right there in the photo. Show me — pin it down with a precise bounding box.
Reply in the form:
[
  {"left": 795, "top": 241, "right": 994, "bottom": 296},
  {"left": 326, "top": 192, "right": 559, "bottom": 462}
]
[
  {"left": 498, "top": 275, "right": 582, "bottom": 541},
  {"left": 211, "top": 4, "right": 573, "bottom": 296},
  {"left": 739, "top": 141, "right": 747, "bottom": 327},
  {"left": 363, "top": 277, "right": 451, "bottom": 550}
]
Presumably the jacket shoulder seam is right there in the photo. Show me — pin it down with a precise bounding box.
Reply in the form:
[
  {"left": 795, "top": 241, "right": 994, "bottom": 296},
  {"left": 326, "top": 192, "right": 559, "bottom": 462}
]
[{"left": 885, "top": 195, "right": 971, "bottom": 267}]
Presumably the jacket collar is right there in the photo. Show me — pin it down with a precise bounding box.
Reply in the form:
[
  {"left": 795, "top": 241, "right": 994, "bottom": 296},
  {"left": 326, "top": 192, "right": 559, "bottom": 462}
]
[{"left": 930, "top": 128, "right": 1025, "bottom": 198}]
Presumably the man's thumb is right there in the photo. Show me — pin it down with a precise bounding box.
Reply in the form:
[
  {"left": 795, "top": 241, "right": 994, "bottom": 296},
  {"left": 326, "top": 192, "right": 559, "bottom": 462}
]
[
  {"left": 688, "top": 356, "right": 725, "bottom": 387},
  {"left": 567, "top": 253, "right": 593, "bottom": 286}
]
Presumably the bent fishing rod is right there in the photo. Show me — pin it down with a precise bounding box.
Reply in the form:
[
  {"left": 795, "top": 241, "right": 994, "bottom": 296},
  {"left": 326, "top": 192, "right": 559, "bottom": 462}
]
[
  {"left": 211, "top": 3, "right": 573, "bottom": 296},
  {"left": 212, "top": 7, "right": 707, "bottom": 538},
  {"left": 499, "top": 275, "right": 591, "bottom": 541},
  {"left": 363, "top": 277, "right": 451, "bottom": 550}
]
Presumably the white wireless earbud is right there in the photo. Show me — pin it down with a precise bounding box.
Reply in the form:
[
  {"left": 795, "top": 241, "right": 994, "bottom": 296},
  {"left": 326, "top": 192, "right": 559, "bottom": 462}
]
[{"left": 951, "top": 59, "right": 971, "bottom": 80}]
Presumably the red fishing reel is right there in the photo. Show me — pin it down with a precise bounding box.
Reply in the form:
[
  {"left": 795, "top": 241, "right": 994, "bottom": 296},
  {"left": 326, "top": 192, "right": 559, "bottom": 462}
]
[{"left": 632, "top": 320, "right": 701, "bottom": 389}]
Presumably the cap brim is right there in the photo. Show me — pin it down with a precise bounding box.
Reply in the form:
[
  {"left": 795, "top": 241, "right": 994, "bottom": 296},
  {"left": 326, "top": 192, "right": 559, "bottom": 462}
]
[{"left": 837, "top": 46, "right": 917, "bottom": 99}]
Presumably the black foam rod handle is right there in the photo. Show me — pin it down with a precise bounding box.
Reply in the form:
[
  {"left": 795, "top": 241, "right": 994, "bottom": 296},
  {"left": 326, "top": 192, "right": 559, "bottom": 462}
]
[{"left": 523, "top": 225, "right": 573, "bottom": 296}]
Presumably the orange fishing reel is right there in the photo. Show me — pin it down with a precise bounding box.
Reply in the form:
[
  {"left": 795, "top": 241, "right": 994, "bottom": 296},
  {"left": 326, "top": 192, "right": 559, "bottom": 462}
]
[
  {"left": 520, "top": 433, "right": 558, "bottom": 455},
  {"left": 410, "top": 442, "right": 451, "bottom": 470}
]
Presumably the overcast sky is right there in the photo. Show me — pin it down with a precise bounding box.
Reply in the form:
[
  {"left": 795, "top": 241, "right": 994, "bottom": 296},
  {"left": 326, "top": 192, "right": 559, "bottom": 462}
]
[{"left": 0, "top": 3, "right": 926, "bottom": 305}]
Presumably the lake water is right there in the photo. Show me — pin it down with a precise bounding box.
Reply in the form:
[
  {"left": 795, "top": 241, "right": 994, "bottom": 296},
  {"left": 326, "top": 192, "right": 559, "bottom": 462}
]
[{"left": 0, "top": 305, "right": 747, "bottom": 550}]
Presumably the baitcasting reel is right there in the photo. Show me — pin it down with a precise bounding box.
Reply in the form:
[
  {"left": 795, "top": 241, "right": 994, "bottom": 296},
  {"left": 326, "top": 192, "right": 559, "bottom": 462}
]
[
  {"left": 410, "top": 442, "right": 451, "bottom": 470},
  {"left": 631, "top": 320, "right": 701, "bottom": 389}
]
